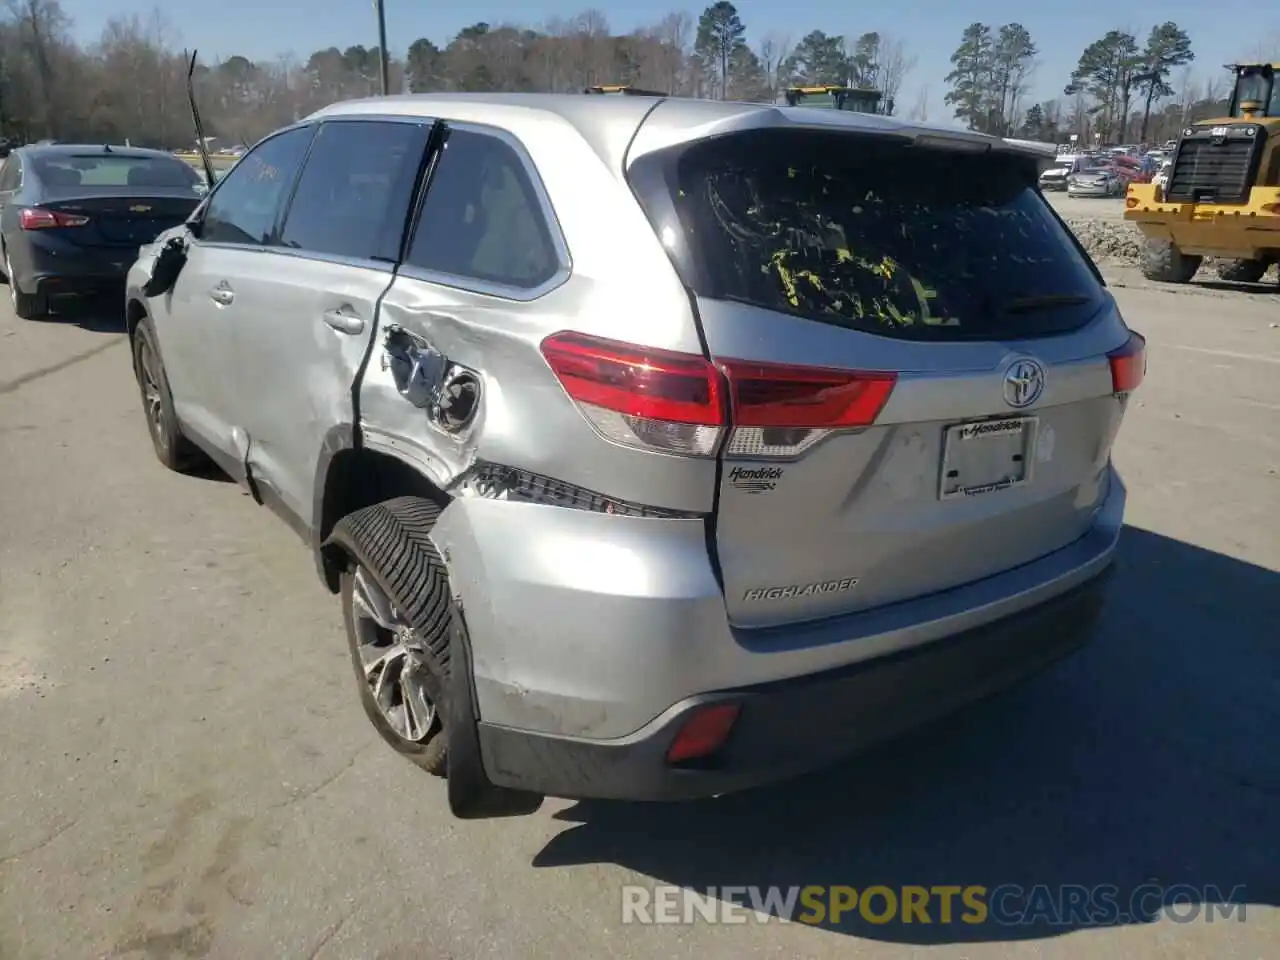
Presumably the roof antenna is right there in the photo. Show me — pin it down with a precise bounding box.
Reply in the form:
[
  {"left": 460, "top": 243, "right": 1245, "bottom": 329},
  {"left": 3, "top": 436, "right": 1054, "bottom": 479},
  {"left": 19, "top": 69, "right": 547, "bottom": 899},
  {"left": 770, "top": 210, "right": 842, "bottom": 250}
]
[{"left": 186, "top": 49, "right": 217, "bottom": 188}]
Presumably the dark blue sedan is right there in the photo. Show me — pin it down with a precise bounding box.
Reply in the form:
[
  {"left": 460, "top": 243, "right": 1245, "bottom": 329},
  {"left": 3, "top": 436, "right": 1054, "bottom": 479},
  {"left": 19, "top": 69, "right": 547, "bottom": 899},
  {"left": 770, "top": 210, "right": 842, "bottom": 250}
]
[{"left": 0, "top": 144, "right": 207, "bottom": 319}]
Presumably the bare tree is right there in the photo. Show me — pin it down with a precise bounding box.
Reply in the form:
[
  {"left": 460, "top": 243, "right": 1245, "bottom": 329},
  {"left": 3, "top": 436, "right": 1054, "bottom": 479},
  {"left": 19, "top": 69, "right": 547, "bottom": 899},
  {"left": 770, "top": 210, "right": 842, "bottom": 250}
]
[
  {"left": 907, "top": 85, "right": 928, "bottom": 121},
  {"left": 1244, "top": 34, "right": 1280, "bottom": 62},
  {"left": 1174, "top": 65, "right": 1196, "bottom": 124},
  {"left": 876, "top": 34, "right": 916, "bottom": 109},
  {"left": 756, "top": 31, "right": 791, "bottom": 101}
]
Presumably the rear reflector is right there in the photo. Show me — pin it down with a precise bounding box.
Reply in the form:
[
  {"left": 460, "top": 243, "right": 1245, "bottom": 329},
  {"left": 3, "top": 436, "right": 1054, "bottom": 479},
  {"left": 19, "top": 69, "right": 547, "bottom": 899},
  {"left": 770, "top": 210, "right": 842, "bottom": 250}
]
[
  {"left": 1108, "top": 331, "right": 1146, "bottom": 394},
  {"left": 541, "top": 331, "right": 725, "bottom": 457},
  {"left": 19, "top": 207, "right": 88, "bottom": 230},
  {"left": 666, "top": 703, "right": 740, "bottom": 764}
]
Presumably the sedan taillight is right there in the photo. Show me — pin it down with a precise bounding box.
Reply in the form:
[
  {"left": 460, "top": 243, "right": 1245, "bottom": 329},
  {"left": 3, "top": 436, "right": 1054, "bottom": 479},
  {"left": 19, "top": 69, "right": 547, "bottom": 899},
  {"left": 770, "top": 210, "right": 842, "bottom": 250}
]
[{"left": 19, "top": 207, "right": 89, "bottom": 230}]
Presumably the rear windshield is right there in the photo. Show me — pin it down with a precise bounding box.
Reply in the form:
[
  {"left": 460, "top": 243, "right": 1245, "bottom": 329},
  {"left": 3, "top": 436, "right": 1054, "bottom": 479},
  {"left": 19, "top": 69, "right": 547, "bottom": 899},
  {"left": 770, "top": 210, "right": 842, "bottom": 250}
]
[
  {"left": 628, "top": 130, "right": 1106, "bottom": 341},
  {"left": 33, "top": 155, "right": 203, "bottom": 190}
]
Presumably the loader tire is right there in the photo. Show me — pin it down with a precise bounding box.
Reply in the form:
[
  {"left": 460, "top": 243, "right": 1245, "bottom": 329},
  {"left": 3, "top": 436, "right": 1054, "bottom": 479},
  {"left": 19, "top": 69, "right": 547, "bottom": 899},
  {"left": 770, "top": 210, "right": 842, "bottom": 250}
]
[
  {"left": 1214, "top": 258, "right": 1268, "bottom": 283},
  {"left": 1141, "top": 239, "right": 1201, "bottom": 284}
]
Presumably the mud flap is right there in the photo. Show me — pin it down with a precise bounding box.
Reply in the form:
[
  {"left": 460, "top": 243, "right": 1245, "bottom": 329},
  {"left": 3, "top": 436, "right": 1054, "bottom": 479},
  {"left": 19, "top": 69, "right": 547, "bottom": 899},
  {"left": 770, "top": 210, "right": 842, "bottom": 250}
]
[{"left": 445, "top": 605, "right": 544, "bottom": 819}]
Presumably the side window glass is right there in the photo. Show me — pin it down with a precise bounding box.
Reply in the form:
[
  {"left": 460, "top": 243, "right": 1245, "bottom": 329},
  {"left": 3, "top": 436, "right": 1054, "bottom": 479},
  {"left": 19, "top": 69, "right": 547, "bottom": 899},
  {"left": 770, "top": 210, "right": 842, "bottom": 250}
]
[
  {"left": 201, "top": 126, "right": 314, "bottom": 246},
  {"left": 279, "top": 120, "right": 427, "bottom": 261},
  {"left": 406, "top": 129, "right": 560, "bottom": 289},
  {"left": 0, "top": 159, "right": 17, "bottom": 191}
]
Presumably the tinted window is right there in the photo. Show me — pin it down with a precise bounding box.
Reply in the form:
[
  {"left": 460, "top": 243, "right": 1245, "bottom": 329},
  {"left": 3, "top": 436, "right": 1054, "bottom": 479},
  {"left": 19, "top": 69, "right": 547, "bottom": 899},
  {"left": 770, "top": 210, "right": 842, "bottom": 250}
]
[
  {"left": 629, "top": 130, "right": 1106, "bottom": 340},
  {"left": 0, "top": 158, "right": 17, "bottom": 191},
  {"left": 280, "top": 120, "right": 427, "bottom": 261},
  {"left": 202, "top": 127, "right": 314, "bottom": 246},
  {"left": 31, "top": 154, "right": 203, "bottom": 191},
  {"left": 406, "top": 129, "right": 559, "bottom": 288}
]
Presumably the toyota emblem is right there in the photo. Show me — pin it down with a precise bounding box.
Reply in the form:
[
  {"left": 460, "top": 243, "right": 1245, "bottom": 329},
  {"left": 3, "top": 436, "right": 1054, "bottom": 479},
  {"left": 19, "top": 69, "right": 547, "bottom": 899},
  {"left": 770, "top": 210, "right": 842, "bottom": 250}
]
[{"left": 1003, "top": 358, "right": 1046, "bottom": 408}]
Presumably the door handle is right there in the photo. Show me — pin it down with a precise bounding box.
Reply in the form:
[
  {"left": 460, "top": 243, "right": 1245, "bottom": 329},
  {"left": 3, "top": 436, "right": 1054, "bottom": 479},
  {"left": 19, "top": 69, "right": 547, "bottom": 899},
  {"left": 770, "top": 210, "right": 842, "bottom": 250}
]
[
  {"left": 209, "top": 284, "right": 234, "bottom": 306},
  {"left": 322, "top": 308, "right": 365, "bottom": 335}
]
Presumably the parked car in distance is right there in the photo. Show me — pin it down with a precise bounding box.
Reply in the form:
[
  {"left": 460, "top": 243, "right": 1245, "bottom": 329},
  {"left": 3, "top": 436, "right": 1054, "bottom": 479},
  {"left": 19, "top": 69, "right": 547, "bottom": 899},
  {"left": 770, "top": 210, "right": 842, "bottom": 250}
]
[
  {"left": 1067, "top": 161, "right": 1126, "bottom": 198},
  {"left": 1038, "top": 157, "right": 1074, "bottom": 191},
  {"left": 1152, "top": 158, "right": 1173, "bottom": 192},
  {"left": 0, "top": 144, "right": 207, "bottom": 318},
  {"left": 125, "top": 93, "right": 1143, "bottom": 820}
]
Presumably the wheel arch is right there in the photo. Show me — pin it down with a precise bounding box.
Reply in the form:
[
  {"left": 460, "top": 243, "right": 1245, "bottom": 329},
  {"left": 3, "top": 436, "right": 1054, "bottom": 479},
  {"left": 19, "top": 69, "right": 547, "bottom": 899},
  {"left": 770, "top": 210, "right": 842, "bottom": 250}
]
[
  {"left": 313, "top": 433, "right": 452, "bottom": 593},
  {"left": 125, "top": 299, "right": 150, "bottom": 370},
  {"left": 125, "top": 297, "right": 148, "bottom": 340}
]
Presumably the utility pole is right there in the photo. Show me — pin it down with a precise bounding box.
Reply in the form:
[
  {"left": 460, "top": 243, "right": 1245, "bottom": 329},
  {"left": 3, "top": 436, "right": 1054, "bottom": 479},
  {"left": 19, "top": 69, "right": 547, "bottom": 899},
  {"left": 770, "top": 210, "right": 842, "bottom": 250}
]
[{"left": 375, "top": 0, "right": 390, "bottom": 95}]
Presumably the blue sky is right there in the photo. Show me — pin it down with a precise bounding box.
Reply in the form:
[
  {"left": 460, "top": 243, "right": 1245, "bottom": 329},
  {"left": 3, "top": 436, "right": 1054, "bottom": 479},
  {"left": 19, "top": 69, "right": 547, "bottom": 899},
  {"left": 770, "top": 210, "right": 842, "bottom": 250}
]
[{"left": 62, "top": 0, "right": 1274, "bottom": 119}]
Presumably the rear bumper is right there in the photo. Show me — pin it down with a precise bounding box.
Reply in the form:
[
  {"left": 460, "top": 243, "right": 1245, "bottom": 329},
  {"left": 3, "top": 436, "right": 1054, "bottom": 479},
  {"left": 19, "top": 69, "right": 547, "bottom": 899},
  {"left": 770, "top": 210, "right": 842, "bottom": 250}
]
[
  {"left": 11, "top": 234, "right": 133, "bottom": 296},
  {"left": 430, "top": 467, "right": 1126, "bottom": 803},
  {"left": 478, "top": 567, "right": 1110, "bottom": 801}
]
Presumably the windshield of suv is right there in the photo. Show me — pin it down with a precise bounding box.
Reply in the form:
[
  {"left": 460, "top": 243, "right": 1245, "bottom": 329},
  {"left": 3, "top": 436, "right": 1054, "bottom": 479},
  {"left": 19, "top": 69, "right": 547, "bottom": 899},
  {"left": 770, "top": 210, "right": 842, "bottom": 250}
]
[{"left": 630, "top": 129, "right": 1105, "bottom": 340}]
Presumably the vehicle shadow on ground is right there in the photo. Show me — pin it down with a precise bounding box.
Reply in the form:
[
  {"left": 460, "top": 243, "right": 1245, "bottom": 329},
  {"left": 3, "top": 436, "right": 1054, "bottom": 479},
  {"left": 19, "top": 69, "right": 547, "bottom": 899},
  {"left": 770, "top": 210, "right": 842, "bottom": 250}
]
[
  {"left": 534, "top": 526, "right": 1279, "bottom": 944},
  {"left": 46, "top": 294, "right": 128, "bottom": 332},
  {"left": 1189, "top": 278, "right": 1279, "bottom": 297}
]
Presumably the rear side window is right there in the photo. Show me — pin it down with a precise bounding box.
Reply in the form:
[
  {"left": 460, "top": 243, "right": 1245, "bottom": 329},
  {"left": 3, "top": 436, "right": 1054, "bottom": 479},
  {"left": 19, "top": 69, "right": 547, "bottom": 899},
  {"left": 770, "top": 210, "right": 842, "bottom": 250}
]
[
  {"left": 32, "top": 155, "right": 203, "bottom": 191},
  {"left": 405, "top": 128, "right": 560, "bottom": 289},
  {"left": 280, "top": 120, "right": 428, "bottom": 261},
  {"left": 629, "top": 130, "right": 1106, "bottom": 340},
  {"left": 202, "top": 126, "right": 314, "bottom": 246}
]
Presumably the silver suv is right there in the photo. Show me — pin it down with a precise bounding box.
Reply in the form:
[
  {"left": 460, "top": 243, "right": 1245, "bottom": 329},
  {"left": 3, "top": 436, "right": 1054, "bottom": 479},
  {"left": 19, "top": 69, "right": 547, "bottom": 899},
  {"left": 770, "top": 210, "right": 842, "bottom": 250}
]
[{"left": 125, "top": 94, "right": 1145, "bottom": 819}]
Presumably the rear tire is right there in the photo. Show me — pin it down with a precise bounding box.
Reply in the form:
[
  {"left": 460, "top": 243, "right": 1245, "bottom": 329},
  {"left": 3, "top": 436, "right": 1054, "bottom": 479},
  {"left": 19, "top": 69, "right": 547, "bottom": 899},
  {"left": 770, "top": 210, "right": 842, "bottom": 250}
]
[
  {"left": 4, "top": 246, "right": 44, "bottom": 320},
  {"left": 332, "top": 497, "right": 454, "bottom": 777},
  {"left": 1215, "top": 258, "right": 1268, "bottom": 283},
  {"left": 1141, "top": 239, "right": 1202, "bottom": 283},
  {"left": 131, "top": 320, "right": 205, "bottom": 472}
]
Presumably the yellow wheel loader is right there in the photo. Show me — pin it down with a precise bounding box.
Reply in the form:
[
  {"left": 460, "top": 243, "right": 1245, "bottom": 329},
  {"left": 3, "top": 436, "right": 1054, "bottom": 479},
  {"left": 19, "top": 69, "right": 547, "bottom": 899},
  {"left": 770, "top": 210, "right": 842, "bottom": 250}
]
[{"left": 1124, "top": 62, "right": 1280, "bottom": 284}]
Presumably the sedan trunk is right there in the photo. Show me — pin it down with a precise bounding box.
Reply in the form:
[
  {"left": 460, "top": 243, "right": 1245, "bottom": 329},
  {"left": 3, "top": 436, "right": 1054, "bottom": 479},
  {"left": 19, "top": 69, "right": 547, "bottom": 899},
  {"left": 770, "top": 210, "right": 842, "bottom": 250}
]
[{"left": 38, "top": 188, "right": 201, "bottom": 248}]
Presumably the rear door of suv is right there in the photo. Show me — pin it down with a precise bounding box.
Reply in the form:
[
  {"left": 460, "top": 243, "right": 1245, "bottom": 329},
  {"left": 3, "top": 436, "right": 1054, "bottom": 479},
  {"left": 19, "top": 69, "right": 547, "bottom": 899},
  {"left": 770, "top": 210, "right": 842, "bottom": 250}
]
[
  {"left": 627, "top": 123, "right": 1143, "bottom": 629},
  {"left": 225, "top": 117, "right": 435, "bottom": 534}
]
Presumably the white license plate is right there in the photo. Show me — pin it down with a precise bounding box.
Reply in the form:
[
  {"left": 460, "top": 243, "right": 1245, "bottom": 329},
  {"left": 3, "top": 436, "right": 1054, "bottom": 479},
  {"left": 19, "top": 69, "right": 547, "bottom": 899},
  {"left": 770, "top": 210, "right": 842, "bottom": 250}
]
[{"left": 938, "top": 416, "right": 1038, "bottom": 500}]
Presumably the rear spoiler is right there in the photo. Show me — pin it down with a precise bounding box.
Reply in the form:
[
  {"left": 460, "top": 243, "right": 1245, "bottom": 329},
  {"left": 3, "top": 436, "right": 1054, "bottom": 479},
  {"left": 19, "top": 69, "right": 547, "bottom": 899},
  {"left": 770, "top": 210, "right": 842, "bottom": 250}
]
[
  {"left": 1000, "top": 137, "right": 1058, "bottom": 159},
  {"left": 186, "top": 49, "right": 217, "bottom": 188}
]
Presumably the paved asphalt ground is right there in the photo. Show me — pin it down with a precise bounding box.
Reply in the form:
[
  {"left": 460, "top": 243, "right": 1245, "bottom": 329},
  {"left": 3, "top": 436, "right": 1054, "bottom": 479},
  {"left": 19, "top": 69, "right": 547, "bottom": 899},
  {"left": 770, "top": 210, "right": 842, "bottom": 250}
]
[{"left": 1, "top": 232, "right": 1277, "bottom": 958}]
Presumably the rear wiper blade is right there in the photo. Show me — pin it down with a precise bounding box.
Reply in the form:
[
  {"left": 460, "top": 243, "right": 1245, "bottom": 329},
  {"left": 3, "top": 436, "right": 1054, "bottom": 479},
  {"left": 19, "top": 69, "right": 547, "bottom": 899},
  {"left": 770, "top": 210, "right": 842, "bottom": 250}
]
[{"left": 999, "top": 294, "right": 1092, "bottom": 314}]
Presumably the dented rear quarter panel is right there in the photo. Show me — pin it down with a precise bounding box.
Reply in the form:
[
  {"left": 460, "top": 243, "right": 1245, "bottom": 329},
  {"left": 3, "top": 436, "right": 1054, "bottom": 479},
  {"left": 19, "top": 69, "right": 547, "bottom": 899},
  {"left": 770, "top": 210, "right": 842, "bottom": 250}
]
[{"left": 356, "top": 111, "right": 719, "bottom": 514}]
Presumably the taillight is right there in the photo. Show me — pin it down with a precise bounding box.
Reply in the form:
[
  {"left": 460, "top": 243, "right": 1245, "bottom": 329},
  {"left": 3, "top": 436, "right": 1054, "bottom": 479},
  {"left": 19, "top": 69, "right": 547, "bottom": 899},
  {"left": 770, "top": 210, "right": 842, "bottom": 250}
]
[
  {"left": 540, "top": 331, "right": 725, "bottom": 457},
  {"left": 718, "top": 358, "right": 896, "bottom": 458},
  {"left": 1108, "top": 331, "right": 1146, "bottom": 394},
  {"left": 540, "top": 332, "right": 897, "bottom": 460},
  {"left": 19, "top": 207, "right": 89, "bottom": 230}
]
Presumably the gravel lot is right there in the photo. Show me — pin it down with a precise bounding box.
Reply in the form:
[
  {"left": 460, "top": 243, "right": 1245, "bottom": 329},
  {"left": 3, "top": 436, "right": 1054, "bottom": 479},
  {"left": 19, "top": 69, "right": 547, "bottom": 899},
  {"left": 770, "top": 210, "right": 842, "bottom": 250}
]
[{"left": 1, "top": 212, "right": 1277, "bottom": 959}]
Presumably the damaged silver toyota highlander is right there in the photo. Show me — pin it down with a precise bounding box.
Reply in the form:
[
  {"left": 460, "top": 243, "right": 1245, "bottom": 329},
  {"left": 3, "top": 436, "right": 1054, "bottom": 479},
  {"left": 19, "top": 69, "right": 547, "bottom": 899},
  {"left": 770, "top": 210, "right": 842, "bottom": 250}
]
[{"left": 124, "top": 93, "right": 1144, "bottom": 819}]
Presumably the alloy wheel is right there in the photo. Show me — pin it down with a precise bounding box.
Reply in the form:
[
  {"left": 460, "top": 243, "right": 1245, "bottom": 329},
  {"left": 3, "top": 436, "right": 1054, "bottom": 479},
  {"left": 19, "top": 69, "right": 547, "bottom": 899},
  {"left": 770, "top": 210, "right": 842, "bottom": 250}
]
[
  {"left": 350, "top": 566, "right": 437, "bottom": 743},
  {"left": 136, "top": 339, "right": 167, "bottom": 451}
]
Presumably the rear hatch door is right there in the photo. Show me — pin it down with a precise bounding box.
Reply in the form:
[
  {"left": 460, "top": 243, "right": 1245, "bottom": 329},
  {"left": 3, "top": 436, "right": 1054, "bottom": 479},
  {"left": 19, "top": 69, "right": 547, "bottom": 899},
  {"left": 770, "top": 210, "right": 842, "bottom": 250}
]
[{"left": 628, "top": 126, "right": 1139, "bottom": 628}]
